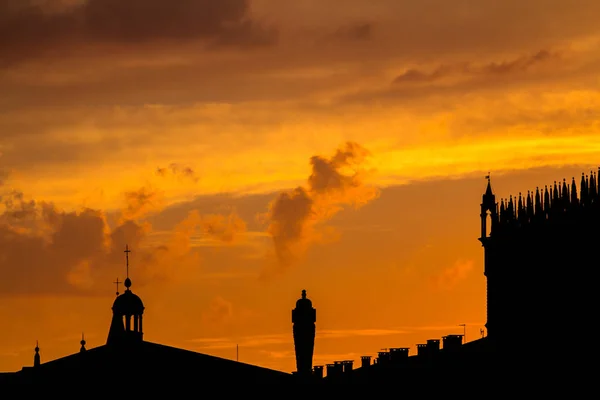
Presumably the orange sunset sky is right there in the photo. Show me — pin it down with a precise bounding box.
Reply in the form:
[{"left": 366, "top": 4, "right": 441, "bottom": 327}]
[{"left": 1, "top": 0, "right": 600, "bottom": 373}]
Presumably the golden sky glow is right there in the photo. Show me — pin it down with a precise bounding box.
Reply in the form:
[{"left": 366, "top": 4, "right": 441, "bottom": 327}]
[{"left": 1, "top": 0, "right": 600, "bottom": 372}]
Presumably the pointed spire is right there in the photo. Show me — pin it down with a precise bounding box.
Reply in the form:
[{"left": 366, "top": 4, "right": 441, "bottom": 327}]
[
  {"left": 580, "top": 173, "right": 588, "bottom": 204},
  {"left": 553, "top": 181, "right": 560, "bottom": 209},
  {"left": 543, "top": 185, "right": 550, "bottom": 214},
  {"left": 518, "top": 192, "right": 523, "bottom": 209},
  {"left": 484, "top": 172, "right": 493, "bottom": 196},
  {"left": 526, "top": 190, "right": 534, "bottom": 217},
  {"left": 517, "top": 192, "right": 524, "bottom": 221},
  {"left": 591, "top": 171, "right": 598, "bottom": 199},
  {"left": 507, "top": 195, "right": 515, "bottom": 220},
  {"left": 571, "top": 177, "right": 578, "bottom": 205}
]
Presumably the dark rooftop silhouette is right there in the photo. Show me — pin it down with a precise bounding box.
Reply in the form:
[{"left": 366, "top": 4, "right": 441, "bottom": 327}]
[{"left": 2, "top": 170, "right": 597, "bottom": 388}]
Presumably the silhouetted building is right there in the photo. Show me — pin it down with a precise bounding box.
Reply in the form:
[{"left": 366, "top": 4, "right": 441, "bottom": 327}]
[
  {"left": 342, "top": 360, "right": 353, "bottom": 373},
  {"left": 361, "top": 355, "right": 371, "bottom": 368},
  {"left": 5, "top": 170, "right": 595, "bottom": 388},
  {"left": 478, "top": 170, "right": 600, "bottom": 356},
  {"left": 1, "top": 245, "right": 291, "bottom": 386},
  {"left": 292, "top": 289, "right": 316, "bottom": 377},
  {"left": 107, "top": 245, "right": 144, "bottom": 347},
  {"left": 442, "top": 335, "right": 463, "bottom": 352},
  {"left": 389, "top": 347, "right": 409, "bottom": 363},
  {"left": 313, "top": 365, "right": 324, "bottom": 379}
]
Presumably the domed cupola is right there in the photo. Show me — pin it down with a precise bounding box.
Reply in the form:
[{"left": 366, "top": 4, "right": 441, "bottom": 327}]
[{"left": 107, "top": 245, "right": 145, "bottom": 346}]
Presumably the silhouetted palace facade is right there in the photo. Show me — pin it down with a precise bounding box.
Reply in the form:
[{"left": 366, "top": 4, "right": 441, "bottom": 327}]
[
  {"left": 2, "top": 169, "right": 596, "bottom": 386},
  {"left": 479, "top": 172, "right": 599, "bottom": 352}
]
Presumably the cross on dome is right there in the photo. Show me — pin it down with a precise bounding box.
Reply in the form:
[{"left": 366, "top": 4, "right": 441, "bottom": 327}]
[
  {"left": 124, "top": 245, "right": 132, "bottom": 290},
  {"left": 114, "top": 278, "right": 121, "bottom": 296}
]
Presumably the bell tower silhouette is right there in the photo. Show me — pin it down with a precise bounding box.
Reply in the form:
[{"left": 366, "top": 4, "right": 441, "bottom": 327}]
[
  {"left": 292, "top": 289, "right": 316, "bottom": 376},
  {"left": 107, "top": 245, "right": 145, "bottom": 346},
  {"left": 478, "top": 174, "right": 498, "bottom": 338}
]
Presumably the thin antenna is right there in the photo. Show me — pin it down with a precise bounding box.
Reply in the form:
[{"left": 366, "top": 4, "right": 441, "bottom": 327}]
[
  {"left": 458, "top": 323, "right": 466, "bottom": 343},
  {"left": 236, "top": 344, "right": 239, "bottom": 362}
]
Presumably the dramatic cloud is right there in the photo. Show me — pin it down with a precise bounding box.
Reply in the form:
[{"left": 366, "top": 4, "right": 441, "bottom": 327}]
[
  {"left": 173, "top": 209, "right": 247, "bottom": 246},
  {"left": 121, "top": 186, "right": 166, "bottom": 222},
  {"left": 0, "top": 181, "right": 248, "bottom": 296},
  {"left": 262, "top": 142, "right": 379, "bottom": 272},
  {"left": 0, "top": 0, "right": 276, "bottom": 65}
]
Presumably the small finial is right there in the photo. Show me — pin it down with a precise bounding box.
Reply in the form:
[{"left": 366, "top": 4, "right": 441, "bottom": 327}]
[
  {"left": 80, "top": 332, "right": 86, "bottom": 346},
  {"left": 34, "top": 341, "right": 41, "bottom": 367},
  {"left": 301, "top": 289, "right": 307, "bottom": 299},
  {"left": 114, "top": 278, "right": 121, "bottom": 296}
]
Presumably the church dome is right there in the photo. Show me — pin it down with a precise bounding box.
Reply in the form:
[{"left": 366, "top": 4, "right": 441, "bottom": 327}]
[{"left": 112, "top": 289, "right": 145, "bottom": 315}]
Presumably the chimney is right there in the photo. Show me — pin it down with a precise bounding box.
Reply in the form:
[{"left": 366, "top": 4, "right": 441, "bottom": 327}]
[
  {"left": 326, "top": 363, "right": 336, "bottom": 378},
  {"left": 442, "top": 334, "right": 463, "bottom": 352},
  {"left": 313, "top": 365, "right": 324, "bottom": 379},
  {"left": 361, "top": 355, "right": 372, "bottom": 368},
  {"left": 389, "top": 347, "right": 410, "bottom": 363},
  {"left": 332, "top": 361, "right": 345, "bottom": 378},
  {"left": 342, "top": 360, "right": 354, "bottom": 373},
  {"left": 377, "top": 351, "right": 391, "bottom": 365},
  {"left": 426, "top": 339, "right": 440, "bottom": 354}
]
